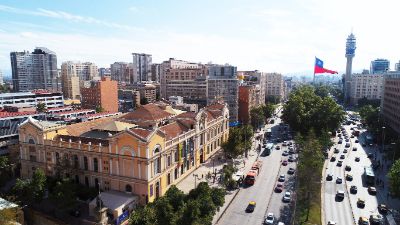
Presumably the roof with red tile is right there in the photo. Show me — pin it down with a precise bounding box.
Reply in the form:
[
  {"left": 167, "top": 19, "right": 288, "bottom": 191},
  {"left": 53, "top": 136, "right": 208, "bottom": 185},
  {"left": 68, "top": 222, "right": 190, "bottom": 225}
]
[
  {"left": 65, "top": 116, "right": 117, "bottom": 136},
  {"left": 205, "top": 103, "right": 225, "bottom": 110},
  {"left": 159, "top": 122, "right": 189, "bottom": 140},
  {"left": 129, "top": 128, "right": 153, "bottom": 140},
  {"left": 121, "top": 104, "right": 173, "bottom": 121},
  {"left": 0, "top": 111, "right": 37, "bottom": 118}
]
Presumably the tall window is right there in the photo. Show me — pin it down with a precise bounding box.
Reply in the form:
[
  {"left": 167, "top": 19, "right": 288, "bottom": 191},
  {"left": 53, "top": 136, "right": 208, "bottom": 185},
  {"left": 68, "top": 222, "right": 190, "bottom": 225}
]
[
  {"left": 84, "top": 156, "right": 88, "bottom": 170},
  {"left": 125, "top": 184, "right": 132, "bottom": 193},
  {"left": 55, "top": 152, "right": 60, "bottom": 165},
  {"left": 73, "top": 155, "right": 79, "bottom": 169},
  {"left": 93, "top": 158, "right": 98, "bottom": 172},
  {"left": 154, "top": 157, "right": 161, "bottom": 174},
  {"left": 84, "top": 176, "right": 89, "bottom": 187}
]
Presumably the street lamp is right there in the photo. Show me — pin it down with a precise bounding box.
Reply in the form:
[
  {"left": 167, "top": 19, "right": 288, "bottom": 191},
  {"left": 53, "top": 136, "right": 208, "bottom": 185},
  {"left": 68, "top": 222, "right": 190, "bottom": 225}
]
[{"left": 382, "top": 127, "right": 386, "bottom": 153}]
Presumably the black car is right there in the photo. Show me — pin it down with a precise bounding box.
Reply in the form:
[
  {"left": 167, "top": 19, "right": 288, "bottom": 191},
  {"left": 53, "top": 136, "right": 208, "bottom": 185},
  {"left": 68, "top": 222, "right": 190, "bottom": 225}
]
[
  {"left": 334, "top": 148, "right": 340, "bottom": 153},
  {"left": 368, "top": 153, "right": 374, "bottom": 158},
  {"left": 326, "top": 174, "right": 333, "bottom": 181},
  {"left": 355, "top": 157, "right": 360, "bottom": 162},
  {"left": 355, "top": 139, "right": 359, "bottom": 143},
  {"left": 288, "top": 168, "right": 295, "bottom": 174},
  {"left": 331, "top": 156, "right": 336, "bottom": 162},
  {"left": 345, "top": 165, "right": 351, "bottom": 171},
  {"left": 336, "top": 160, "right": 343, "bottom": 167},
  {"left": 350, "top": 185, "right": 357, "bottom": 194}
]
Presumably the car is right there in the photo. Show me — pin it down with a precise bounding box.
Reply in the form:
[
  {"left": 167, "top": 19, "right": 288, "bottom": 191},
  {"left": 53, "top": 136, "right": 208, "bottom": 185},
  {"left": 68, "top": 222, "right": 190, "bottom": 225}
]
[
  {"left": 278, "top": 174, "right": 285, "bottom": 182},
  {"left": 345, "top": 143, "right": 350, "bottom": 148},
  {"left": 350, "top": 185, "right": 358, "bottom": 194},
  {"left": 368, "top": 153, "right": 374, "bottom": 158},
  {"left": 369, "top": 214, "right": 383, "bottom": 225},
  {"left": 351, "top": 135, "right": 355, "bottom": 138},
  {"left": 326, "top": 174, "right": 333, "bottom": 181},
  {"left": 336, "top": 177, "right": 343, "bottom": 184},
  {"left": 330, "top": 156, "right": 336, "bottom": 162},
  {"left": 282, "top": 192, "right": 291, "bottom": 202},
  {"left": 353, "top": 147, "right": 357, "bottom": 151},
  {"left": 265, "top": 213, "right": 274, "bottom": 224},
  {"left": 350, "top": 127, "right": 354, "bottom": 130},
  {"left": 334, "top": 148, "right": 340, "bottom": 153},
  {"left": 246, "top": 201, "right": 256, "bottom": 213},
  {"left": 282, "top": 160, "right": 288, "bottom": 166},
  {"left": 288, "top": 148, "right": 295, "bottom": 154},
  {"left": 282, "top": 151, "right": 289, "bottom": 156},
  {"left": 362, "top": 143, "right": 367, "bottom": 147},
  {"left": 327, "top": 221, "right": 337, "bottom": 225},
  {"left": 276, "top": 145, "right": 281, "bottom": 150},
  {"left": 358, "top": 216, "right": 369, "bottom": 225},
  {"left": 378, "top": 204, "right": 388, "bottom": 214},
  {"left": 336, "top": 190, "right": 345, "bottom": 201},
  {"left": 288, "top": 142, "right": 293, "bottom": 146},
  {"left": 282, "top": 141, "right": 287, "bottom": 146},
  {"left": 340, "top": 155, "right": 345, "bottom": 159},
  {"left": 336, "top": 160, "right": 343, "bottom": 167},
  {"left": 288, "top": 156, "right": 294, "bottom": 162},
  {"left": 368, "top": 187, "right": 377, "bottom": 195},
  {"left": 355, "top": 139, "right": 359, "bottom": 143},
  {"left": 275, "top": 183, "right": 283, "bottom": 193},
  {"left": 288, "top": 168, "right": 295, "bottom": 174},
  {"left": 346, "top": 174, "right": 353, "bottom": 181},
  {"left": 357, "top": 198, "right": 365, "bottom": 208},
  {"left": 343, "top": 149, "right": 348, "bottom": 153},
  {"left": 345, "top": 165, "right": 351, "bottom": 171},
  {"left": 355, "top": 157, "right": 360, "bottom": 162},
  {"left": 338, "top": 140, "right": 343, "bottom": 144},
  {"left": 338, "top": 133, "right": 342, "bottom": 137}
]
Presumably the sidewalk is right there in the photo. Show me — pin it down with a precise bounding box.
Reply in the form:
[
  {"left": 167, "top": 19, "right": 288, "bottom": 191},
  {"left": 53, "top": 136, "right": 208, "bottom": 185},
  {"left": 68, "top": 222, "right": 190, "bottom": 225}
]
[{"left": 175, "top": 136, "right": 262, "bottom": 225}]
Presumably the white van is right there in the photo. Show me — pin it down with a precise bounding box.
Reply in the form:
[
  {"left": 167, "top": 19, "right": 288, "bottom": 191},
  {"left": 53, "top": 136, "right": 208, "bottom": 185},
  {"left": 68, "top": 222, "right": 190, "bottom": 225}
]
[{"left": 278, "top": 222, "right": 285, "bottom": 225}]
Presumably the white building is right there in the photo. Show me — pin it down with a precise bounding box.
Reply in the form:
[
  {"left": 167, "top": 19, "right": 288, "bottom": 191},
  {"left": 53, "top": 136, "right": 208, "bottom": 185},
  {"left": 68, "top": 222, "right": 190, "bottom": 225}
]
[
  {"left": 265, "top": 73, "right": 285, "bottom": 102},
  {"left": 348, "top": 73, "right": 384, "bottom": 105},
  {"left": 0, "top": 91, "right": 64, "bottom": 109},
  {"left": 61, "top": 61, "right": 98, "bottom": 100}
]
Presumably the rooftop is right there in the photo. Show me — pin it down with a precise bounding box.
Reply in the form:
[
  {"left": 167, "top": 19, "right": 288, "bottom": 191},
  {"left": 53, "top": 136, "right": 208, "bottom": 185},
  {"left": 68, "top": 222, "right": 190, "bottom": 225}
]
[
  {"left": 0, "top": 111, "right": 38, "bottom": 118},
  {"left": 121, "top": 104, "right": 173, "bottom": 121},
  {"left": 159, "top": 122, "right": 189, "bottom": 140}
]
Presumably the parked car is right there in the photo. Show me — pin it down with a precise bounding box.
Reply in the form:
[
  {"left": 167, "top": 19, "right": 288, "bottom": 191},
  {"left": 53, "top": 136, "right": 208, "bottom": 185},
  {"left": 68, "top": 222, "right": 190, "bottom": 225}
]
[
  {"left": 355, "top": 157, "right": 360, "bottom": 162},
  {"left": 336, "top": 177, "right": 343, "bottom": 184},
  {"left": 369, "top": 214, "right": 383, "bottom": 225},
  {"left": 345, "top": 165, "right": 351, "bottom": 171},
  {"left": 278, "top": 174, "right": 285, "bottom": 182},
  {"left": 337, "top": 160, "right": 343, "bottom": 167},
  {"left": 334, "top": 148, "right": 340, "bottom": 153},
  {"left": 353, "top": 147, "right": 357, "bottom": 151},
  {"left": 275, "top": 183, "right": 283, "bottom": 193},
  {"left": 265, "top": 213, "right": 274, "bottom": 224},
  {"left": 378, "top": 204, "right": 388, "bottom": 214},
  {"left": 282, "top": 192, "right": 291, "bottom": 202},
  {"left": 246, "top": 201, "right": 256, "bottom": 213},
  {"left": 336, "top": 190, "right": 345, "bottom": 201},
  {"left": 346, "top": 174, "right": 353, "bottom": 181},
  {"left": 368, "top": 187, "right": 377, "bottom": 195},
  {"left": 350, "top": 185, "right": 358, "bottom": 194},
  {"left": 358, "top": 216, "right": 369, "bottom": 225},
  {"left": 282, "top": 151, "right": 289, "bottom": 156},
  {"left": 331, "top": 156, "right": 336, "bottom": 162},
  {"left": 343, "top": 149, "right": 348, "bottom": 153},
  {"left": 282, "top": 160, "right": 288, "bottom": 166},
  {"left": 326, "top": 174, "right": 333, "bottom": 181},
  {"left": 340, "top": 155, "right": 345, "bottom": 159},
  {"left": 288, "top": 168, "right": 295, "bottom": 175}
]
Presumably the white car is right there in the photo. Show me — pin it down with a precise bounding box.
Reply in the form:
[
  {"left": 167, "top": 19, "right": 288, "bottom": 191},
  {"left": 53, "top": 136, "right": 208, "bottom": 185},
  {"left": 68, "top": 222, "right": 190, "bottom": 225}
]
[
  {"left": 265, "top": 213, "right": 274, "bottom": 224},
  {"left": 282, "top": 191, "right": 291, "bottom": 202},
  {"left": 327, "top": 221, "right": 336, "bottom": 225},
  {"left": 278, "top": 174, "right": 285, "bottom": 182}
]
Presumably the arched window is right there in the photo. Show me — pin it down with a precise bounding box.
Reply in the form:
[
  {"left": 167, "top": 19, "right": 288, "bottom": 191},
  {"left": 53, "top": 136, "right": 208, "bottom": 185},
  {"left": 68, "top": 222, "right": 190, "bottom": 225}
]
[
  {"left": 28, "top": 139, "right": 35, "bottom": 144},
  {"left": 84, "top": 156, "right": 88, "bottom": 170},
  {"left": 125, "top": 184, "right": 132, "bottom": 193},
  {"left": 93, "top": 158, "right": 98, "bottom": 172}
]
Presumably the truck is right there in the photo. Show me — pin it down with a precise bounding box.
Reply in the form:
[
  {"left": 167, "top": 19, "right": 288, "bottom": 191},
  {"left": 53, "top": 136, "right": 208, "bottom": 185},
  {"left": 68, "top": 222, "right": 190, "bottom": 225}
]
[{"left": 245, "top": 161, "right": 263, "bottom": 185}]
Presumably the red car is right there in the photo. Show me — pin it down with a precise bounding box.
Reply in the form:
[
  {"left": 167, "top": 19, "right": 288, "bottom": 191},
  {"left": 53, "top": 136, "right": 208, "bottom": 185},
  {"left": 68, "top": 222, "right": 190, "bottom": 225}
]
[
  {"left": 282, "top": 160, "right": 288, "bottom": 166},
  {"left": 274, "top": 183, "right": 283, "bottom": 193}
]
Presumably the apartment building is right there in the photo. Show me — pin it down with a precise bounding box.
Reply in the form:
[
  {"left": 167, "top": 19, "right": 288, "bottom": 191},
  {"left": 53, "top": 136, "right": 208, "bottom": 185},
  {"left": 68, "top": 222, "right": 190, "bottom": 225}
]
[
  {"left": 118, "top": 89, "right": 140, "bottom": 112},
  {"left": 160, "top": 58, "right": 208, "bottom": 106},
  {"left": 265, "top": 73, "right": 284, "bottom": 102},
  {"left": 238, "top": 85, "right": 259, "bottom": 124},
  {"left": 207, "top": 64, "right": 239, "bottom": 121},
  {"left": 381, "top": 72, "right": 400, "bottom": 135},
  {"left": 238, "top": 70, "right": 266, "bottom": 105},
  {"left": 111, "top": 62, "right": 134, "bottom": 84},
  {"left": 348, "top": 73, "right": 384, "bottom": 105},
  {"left": 10, "top": 47, "right": 58, "bottom": 92},
  {"left": 132, "top": 53, "right": 152, "bottom": 83},
  {"left": 61, "top": 61, "right": 98, "bottom": 100},
  {"left": 81, "top": 77, "right": 118, "bottom": 112},
  {"left": 19, "top": 102, "right": 229, "bottom": 205}
]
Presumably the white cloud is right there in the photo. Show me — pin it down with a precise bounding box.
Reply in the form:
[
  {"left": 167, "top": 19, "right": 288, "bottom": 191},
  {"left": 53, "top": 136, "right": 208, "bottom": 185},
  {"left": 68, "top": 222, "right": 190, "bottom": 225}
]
[{"left": 129, "top": 6, "right": 139, "bottom": 13}]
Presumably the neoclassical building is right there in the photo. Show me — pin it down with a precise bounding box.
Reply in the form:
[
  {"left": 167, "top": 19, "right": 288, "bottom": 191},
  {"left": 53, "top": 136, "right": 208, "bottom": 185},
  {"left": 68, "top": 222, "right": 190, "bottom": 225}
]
[{"left": 19, "top": 102, "right": 229, "bottom": 204}]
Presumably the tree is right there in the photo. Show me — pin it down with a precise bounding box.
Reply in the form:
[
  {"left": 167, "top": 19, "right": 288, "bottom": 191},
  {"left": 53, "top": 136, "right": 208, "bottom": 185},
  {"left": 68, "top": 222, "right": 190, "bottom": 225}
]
[
  {"left": 250, "top": 107, "right": 265, "bottom": 130},
  {"left": 266, "top": 95, "right": 280, "bottom": 104},
  {"left": 388, "top": 159, "right": 400, "bottom": 198},
  {"left": 164, "top": 185, "right": 185, "bottom": 211},
  {"left": 221, "top": 164, "right": 237, "bottom": 189},
  {"left": 222, "top": 128, "right": 244, "bottom": 159},
  {"left": 129, "top": 205, "right": 157, "bottom": 225},
  {"left": 36, "top": 102, "right": 47, "bottom": 113},
  {"left": 95, "top": 106, "right": 105, "bottom": 113},
  {"left": 261, "top": 103, "right": 276, "bottom": 119},
  {"left": 140, "top": 97, "right": 149, "bottom": 105},
  {"left": 240, "top": 125, "right": 254, "bottom": 158},
  {"left": 50, "top": 178, "right": 78, "bottom": 211},
  {"left": 358, "top": 97, "right": 381, "bottom": 108},
  {"left": 314, "top": 85, "right": 330, "bottom": 98},
  {"left": 12, "top": 168, "right": 46, "bottom": 205}
]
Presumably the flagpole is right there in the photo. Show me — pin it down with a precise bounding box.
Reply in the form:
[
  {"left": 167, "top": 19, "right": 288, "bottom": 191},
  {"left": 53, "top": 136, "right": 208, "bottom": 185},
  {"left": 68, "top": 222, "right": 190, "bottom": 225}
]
[{"left": 313, "top": 57, "right": 316, "bottom": 85}]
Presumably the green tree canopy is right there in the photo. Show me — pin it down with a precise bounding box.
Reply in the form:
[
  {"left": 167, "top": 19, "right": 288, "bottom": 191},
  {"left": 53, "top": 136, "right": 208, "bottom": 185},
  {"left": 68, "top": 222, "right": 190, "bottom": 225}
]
[
  {"left": 250, "top": 106, "right": 265, "bottom": 130},
  {"left": 388, "top": 159, "right": 400, "bottom": 197},
  {"left": 12, "top": 168, "right": 46, "bottom": 205},
  {"left": 36, "top": 102, "right": 47, "bottom": 113},
  {"left": 261, "top": 103, "right": 276, "bottom": 119}
]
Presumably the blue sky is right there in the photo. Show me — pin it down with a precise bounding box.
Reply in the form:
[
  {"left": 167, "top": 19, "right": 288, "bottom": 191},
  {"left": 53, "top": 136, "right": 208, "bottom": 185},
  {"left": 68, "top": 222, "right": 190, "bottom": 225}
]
[{"left": 0, "top": 0, "right": 399, "bottom": 77}]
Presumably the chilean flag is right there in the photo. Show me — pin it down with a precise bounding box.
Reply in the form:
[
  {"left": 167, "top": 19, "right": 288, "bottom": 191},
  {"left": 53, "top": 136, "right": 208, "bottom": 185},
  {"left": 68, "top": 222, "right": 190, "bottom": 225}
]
[{"left": 314, "top": 57, "right": 338, "bottom": 74}]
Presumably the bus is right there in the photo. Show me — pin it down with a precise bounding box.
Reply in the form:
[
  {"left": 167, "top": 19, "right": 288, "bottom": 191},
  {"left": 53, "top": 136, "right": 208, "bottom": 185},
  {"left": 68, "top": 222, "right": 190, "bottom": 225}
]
[
  {"left": 263, "top": 143, "right": 274, "bottom": 156},
  {"left": 266, "top": 128, "right": 272, "bottom": 137},
  {"left": 364, "top": 166, "right": 375, "bottom": 185}
]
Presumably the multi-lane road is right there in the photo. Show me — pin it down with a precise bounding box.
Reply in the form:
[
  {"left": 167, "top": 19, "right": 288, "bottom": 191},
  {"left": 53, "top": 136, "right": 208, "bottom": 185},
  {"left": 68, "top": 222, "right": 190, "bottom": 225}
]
[
  {"left": 323, "top": 117, "right": 387, "bottom": 225},
  {"left": 217, "top": 111, "right": 298, "bottom": 225}
]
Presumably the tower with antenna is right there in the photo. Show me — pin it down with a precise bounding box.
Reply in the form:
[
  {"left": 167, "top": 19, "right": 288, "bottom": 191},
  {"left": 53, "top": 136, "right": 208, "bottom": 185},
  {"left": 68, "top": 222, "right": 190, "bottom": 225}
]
[{"left": 344, "top": 32, "right": 356, "bottom": 103}]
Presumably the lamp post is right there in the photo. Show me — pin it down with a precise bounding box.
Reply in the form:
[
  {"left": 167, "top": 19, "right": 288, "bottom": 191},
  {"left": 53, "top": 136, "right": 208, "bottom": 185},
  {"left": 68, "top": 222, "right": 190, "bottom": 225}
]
[{"left": 382, "top": 127, "right": 386, "bottom": 153}]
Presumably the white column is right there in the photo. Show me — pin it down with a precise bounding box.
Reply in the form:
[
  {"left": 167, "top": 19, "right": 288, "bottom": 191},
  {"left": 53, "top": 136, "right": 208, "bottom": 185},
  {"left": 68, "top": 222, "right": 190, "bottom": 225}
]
[
  {"left": 99, "top": 159, "right": 102, "bottom": 173},
  {"left": 138, "top": 162, "right": 141, "bottom": 179},
  {"left": 116, "top": 160, "right": 119, "bottom": 176},
  {"left": 109, "top": 159, "right": 113, "bottom": 175}
]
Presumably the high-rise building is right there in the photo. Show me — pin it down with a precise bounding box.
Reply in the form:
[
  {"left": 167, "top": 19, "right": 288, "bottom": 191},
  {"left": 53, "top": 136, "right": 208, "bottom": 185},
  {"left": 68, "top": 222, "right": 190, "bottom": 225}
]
[
  {"left": 265, "top": 73, "right": 285, "bottom": 103},
  {"left": 110, "top": 62, "right": 133, "bottom": 84},
  {"left": 61, "top": 61, "right": 98, "bottom": 99},
  {"left": 10, "top": 47, "right": 58, "bottom": 92},
  {"left": 160, "top": 58, "right": 208, "bottom": 106},
  {"left": 151, "top": 63, "right": 161, "bottom": 82},
  {"left": 81, "top": 77, "right": 118, "bottom": 112},
  {"left": 99, "top": 68, "right": 111, "bottom": 77},
  {"left": 132, "top": 53, "right": 152, "bottom": 83},
  {"left": 344, "top": 33, "right": 356, "bottom": 103},
  {"left": 395, "top": 61, "right": 400, "bottom": 72},
  {"left": 207, "top": 64, "right": 239, "bottom": 121},
  {"left": 348, "top": 73, "right": 384, "bottom": 105},
  {"left": 381, "top": 72, "right": 400, "bottom": 135},
  {"left": 370, "top": 59, "right": 390, "bottom": 74}
]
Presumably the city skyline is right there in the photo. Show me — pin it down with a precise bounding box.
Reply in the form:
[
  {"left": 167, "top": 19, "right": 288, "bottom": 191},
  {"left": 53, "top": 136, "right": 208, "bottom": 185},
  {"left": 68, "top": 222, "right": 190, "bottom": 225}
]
[{"left": 1, "top": 0, "right": 400, "bottom": 77}]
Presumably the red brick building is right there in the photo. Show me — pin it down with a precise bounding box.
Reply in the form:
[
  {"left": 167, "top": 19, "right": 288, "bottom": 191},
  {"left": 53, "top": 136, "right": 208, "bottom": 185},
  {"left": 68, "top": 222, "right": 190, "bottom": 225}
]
[
  {"left": 81, "top": 77, "right": 118, "bottom": 112},
  {"left": 238, "top": 85, "right": 259, "bottom": 124}
]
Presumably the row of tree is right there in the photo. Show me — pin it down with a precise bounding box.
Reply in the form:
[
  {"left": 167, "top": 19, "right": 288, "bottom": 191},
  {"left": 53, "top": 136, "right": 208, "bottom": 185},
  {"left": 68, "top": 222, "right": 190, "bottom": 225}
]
[
  {"left": 129, "top": 183, "right": 225, "bottom": 225},
  {"left": 221, "top": 125, "right": 254, "bottom": 159},
  {"left": 249, "top": 103, "right": 276, "bottom": 130}
]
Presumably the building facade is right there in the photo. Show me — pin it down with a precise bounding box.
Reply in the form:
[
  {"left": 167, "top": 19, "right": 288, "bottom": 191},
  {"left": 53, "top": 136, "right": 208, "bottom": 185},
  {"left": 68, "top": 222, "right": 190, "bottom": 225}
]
[
  {"left": 207, "top": 65, "right": 239, "bottom": 121},
  {"left": 19, "top": 102, "right": 229, "bottom": 205},
  {"left": 10, "top": 47, "right": 58, "bottom": 92},
  {"left": 61, "top": 61, "right": 98, "bottom": 100},
  {"left": 110, "top": 62, "right": 133, "bottom": 84},
  {"left": 238, "top": 70, "right": 266, "bottom": 105},
  {"left": 238, "top": 85, "right": 259, "bottom": 124},
  {"left": 344, "top": 33, "right": 356, "bottom": 103},
  {"left": 160, "top": 58, "right": 208, "bottom": 106},
  {"left": 0, "top": 91, "right": 64, "bottom": 109},
  {"left": 81, "top": 77, "right": 118, "bottom": 112},
  {"left": 118, "top": 89, "right": 140, "bottom": 112},
  {"left": 370, "top": 59, "right": 390, "bottom": 74},
  {"left": 132, "top": 53, "right": 152, "bottom": 83},
  {"left": 381, "top": 72, "right": 400, "bottom": 135},
  {"left": 265, "top": 73, "right": 284, "bottom": 102},
  {"left": 151, "top": 64, "right": 161, "bottom": 83},
  {"left": 348, "top": 73, "right": 384, "bottom": 105}
]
